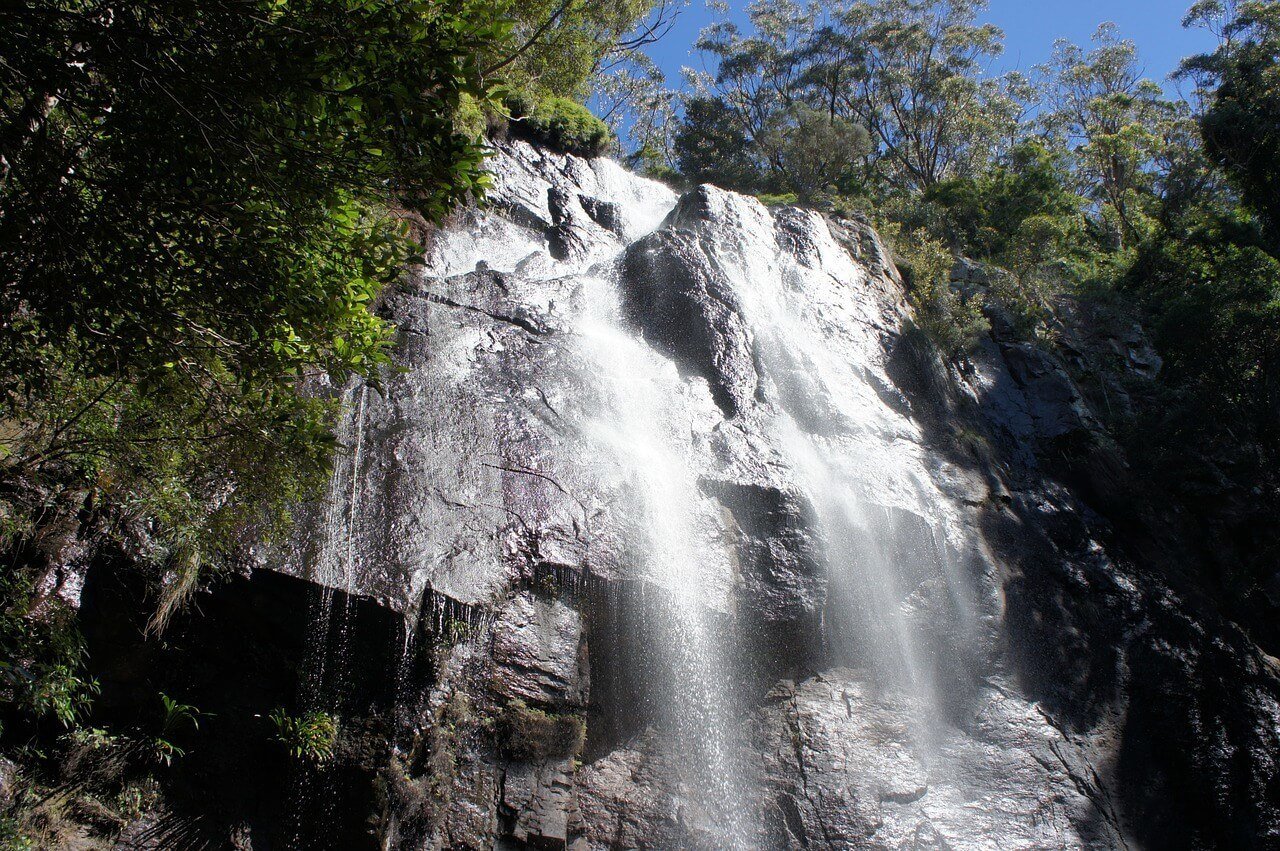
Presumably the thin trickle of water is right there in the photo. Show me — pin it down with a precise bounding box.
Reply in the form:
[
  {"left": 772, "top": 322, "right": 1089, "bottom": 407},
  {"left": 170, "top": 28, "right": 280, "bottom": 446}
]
[
  {"left": 290, "top": 378, "right": 370, "bottom": 845},
  {"left": 300, "top": 380, "right": 368, "bottom": 704}
]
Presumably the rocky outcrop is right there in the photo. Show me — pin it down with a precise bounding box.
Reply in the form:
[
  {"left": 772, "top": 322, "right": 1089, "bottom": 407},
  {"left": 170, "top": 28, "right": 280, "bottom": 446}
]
[
  {"left": 622, "top": 225, "right": 759, "bottom": 416},
  {"left": 268, "top": 141, "right": 1280, "bottom": 850},
  {"left": 15, "top": 139, "right": 1280, "bottom": 850}
]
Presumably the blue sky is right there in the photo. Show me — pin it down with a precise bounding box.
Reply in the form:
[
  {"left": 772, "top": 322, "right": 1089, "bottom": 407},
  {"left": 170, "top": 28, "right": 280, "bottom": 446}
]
[{"left": 640, "top": 0, "right": 1215, "bottom": 91}]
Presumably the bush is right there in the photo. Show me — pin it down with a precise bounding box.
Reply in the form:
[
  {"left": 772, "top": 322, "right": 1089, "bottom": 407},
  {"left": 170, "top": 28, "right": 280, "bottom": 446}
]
[
  {"left": 0, "top": 815, "right": 34, "bottom": 850},
  {"left": 1126, "top": 210, "right": 1280, "bottom": 468},
  {"left": 270, "top": 709, "right": 339, "bottom": 763},
  {"left": 0, "top": 567, "right": 97, "bottom": 730},
  {"left": 882, "top": 224, "right": 989, "bottom": 357},
  {"left": 508, "top": 96, "right": 613, "bottom": 157},
  {"left": 153, "top": 693, "right": 201, "bottom": 766},
  {"left": 499, "top": 699, "right": 585, "bottom": 762}
]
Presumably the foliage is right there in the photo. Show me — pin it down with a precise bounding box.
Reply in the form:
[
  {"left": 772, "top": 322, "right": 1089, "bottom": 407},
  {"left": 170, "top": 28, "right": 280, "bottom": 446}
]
[
  {"left": 486, "top": 0, "right": 666, "bottom": 101},
  {"left": 499, "top": 699, "right": 585, "bottom": 762},
  {"left": 1040, "top": 23, "right": 1179, "bottom": 248},
  {"left": 508, "top": 95, "right": 613, "bottom": 156},
  {"left": 270, "top": 708, "right": 339, "bottom": 763},
  {"left": 625, "top": 144, "right": 684, "bottom": 184},
  {"left": 480, "top": 0, "right": 674, "bottom": 164},
  {"left": 0, "top": 569, "right": 97, "bottom": 730},
  {"left": 686, "top": 0, "right": 1016, "bottom": 197},
  {"left": 115, "top": 778, "right": 162, "bottom": 823},
  {"left": 0, "top": 816, "right": 34, "bottom": 850},
  {"left": 881, "top": 222, "right": 989, "bottom": 355},
  {"left": 0, "top": 0, "right": 505, "bottom": 624},
  {"left": 673, "top": 96, "right": 766, "bottom": 191},
  {"left": 1126, "top": 210, "right": 1280, "bottom": 474},
  {"left": 758, "top": 105, "right": 871, "bottom": 203},
  {"left": 594, "top": 46, "right": 682, "bottom": 166},
  {"left": 1185, "top": 1, "right": 1280, "bottom": 246},
  {"left": 923, "top": 141, "right": 1082, "bottom": 259},
  {"left": 758, "top": 193, "right": 802, "bottom": 208},
  {"left": 152, "top": 693, "right": 201, "bottom": 765},
  {"left": 826, "top": 0, "right": 1011, "bottom": 190}
]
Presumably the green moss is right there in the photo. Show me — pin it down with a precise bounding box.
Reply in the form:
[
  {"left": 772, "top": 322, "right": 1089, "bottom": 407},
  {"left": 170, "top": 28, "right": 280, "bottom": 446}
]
[{"left": 507, "top": 95, "right": 613, "bottom": 158}]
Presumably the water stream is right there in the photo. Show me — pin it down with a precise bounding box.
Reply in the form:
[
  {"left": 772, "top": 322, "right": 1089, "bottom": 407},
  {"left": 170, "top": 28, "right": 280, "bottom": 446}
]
[
  {"left": 576, "top": 270, "right": 752, "bottom": 843},
  {"left": 709, "top": 194, "right": 980, "bottom": 742}
]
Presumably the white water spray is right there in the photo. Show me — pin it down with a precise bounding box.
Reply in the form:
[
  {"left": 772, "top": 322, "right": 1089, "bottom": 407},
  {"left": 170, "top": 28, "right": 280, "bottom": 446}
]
[{"left": 576, "top": 271, "right": 752, "bottom": 843}]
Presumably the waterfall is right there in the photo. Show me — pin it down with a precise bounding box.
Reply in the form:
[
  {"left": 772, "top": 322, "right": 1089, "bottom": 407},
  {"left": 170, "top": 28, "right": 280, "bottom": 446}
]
[
  {"left": 275, "top": 141, "right": 1145, "bottom": 849},
  {"left": 699, "top": 192, "right": 980, "bottom": 730},
  {"left": 422, "top": 144, "right": 757, "bottom": 839},
  {"left": 576, "top": 271, "right": 752, "bottom": 842}
]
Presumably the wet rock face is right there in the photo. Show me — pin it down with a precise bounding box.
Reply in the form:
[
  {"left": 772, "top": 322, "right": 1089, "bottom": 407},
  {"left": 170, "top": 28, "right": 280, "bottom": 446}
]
[
  {"left": 227, "top": 140, "right": 1280, "bottom": 850},
  {"left": 622, "top": 228, "right": 759, "bottom": 417},
  {"left": 751, "top": 672, "right": 1124, "bottom": 850},
  {"left": 79, "top": 562, "right": 407, "bottom": 850},
  {"left": 703, "top": 480, "right": 824, "bottom": 629}
]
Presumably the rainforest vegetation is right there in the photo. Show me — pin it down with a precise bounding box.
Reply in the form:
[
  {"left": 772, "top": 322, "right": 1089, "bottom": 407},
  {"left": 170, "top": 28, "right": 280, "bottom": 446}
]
[{"left": 0, "top": 0, "right": 662, "bottom": 843}]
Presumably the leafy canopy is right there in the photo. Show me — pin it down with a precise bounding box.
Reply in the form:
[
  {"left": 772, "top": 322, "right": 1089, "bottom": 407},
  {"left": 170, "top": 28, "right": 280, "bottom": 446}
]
[{"left": 0, "top": 0, "right": 506, "bottom": 559}]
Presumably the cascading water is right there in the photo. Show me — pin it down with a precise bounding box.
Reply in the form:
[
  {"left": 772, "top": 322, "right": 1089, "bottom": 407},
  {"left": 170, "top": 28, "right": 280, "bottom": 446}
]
[
  {"left": 276, "top": 140, "right": 1145, "bottom": 849},
  {"left": 422, "top": 143, "right": 755, "bottom": 840},
  {"left": 689, "top": 190, "right": 980, "bottom": 734},
  {"left": 575, "top": 271, "right": 752, "bottom": 841}
]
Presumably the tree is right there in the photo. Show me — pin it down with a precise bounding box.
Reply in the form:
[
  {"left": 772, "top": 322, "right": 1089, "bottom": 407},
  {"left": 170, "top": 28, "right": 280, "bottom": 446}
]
[
  {"left": 759, "top": 104, "right": 870, "bottom": 201},
  {"left": 673, "top": 96, "right": 768, "bottom": 191},
  {"left": 1183, "top": 0, "right": 1280, "bottom": 247},
  {"left": 487, "top": 0, "right": 673, "bottom": 101},
  {"left": 594, "top": 49, "right": 680, "bottom": 168},
  {"left": 830, "top": 0, "right": 1009, "bottom": 190},
  {"left": 688, "top": 0, "right": 824, "bottom": 191},
  {"left": 680, "top": 0, "right": 1020, "bottom": 198},
  {"left": 924, "top": 140, "right": 1082, "bottom": 259},
  {"left": 0, "top": 1, "right": 511, "bottom": 566},
  {"left": 1041, "top": 24, "right": 1177, "bottom": 247}
]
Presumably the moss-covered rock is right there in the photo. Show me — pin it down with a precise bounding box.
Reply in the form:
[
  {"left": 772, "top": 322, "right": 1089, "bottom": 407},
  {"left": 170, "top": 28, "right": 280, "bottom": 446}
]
[{"left": 507, "top": 96, "right": 613, "bottom": 158}]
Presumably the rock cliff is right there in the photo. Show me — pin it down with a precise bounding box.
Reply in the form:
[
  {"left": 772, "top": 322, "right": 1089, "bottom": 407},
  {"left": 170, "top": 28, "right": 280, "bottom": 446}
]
[{"left": 54, "top": 140, "right": 1280, "bottom": 849}]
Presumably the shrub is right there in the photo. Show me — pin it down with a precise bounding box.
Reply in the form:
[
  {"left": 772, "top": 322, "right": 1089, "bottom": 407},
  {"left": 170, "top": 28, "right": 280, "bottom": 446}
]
[
  {"left": 508, "top": 96, "right": 613, "bottom": 157},
  {"left": 0, "top": 568, "right": 98, "bottom": 730},
  {"left": 270, "top": 709, "right": 339, "bottom": 763},
  {"left": 883, "top": 224, "right": 989, "bottom": 357},
  {"left": 500, "top": 699, "right": 585, "bottom": 762}
]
